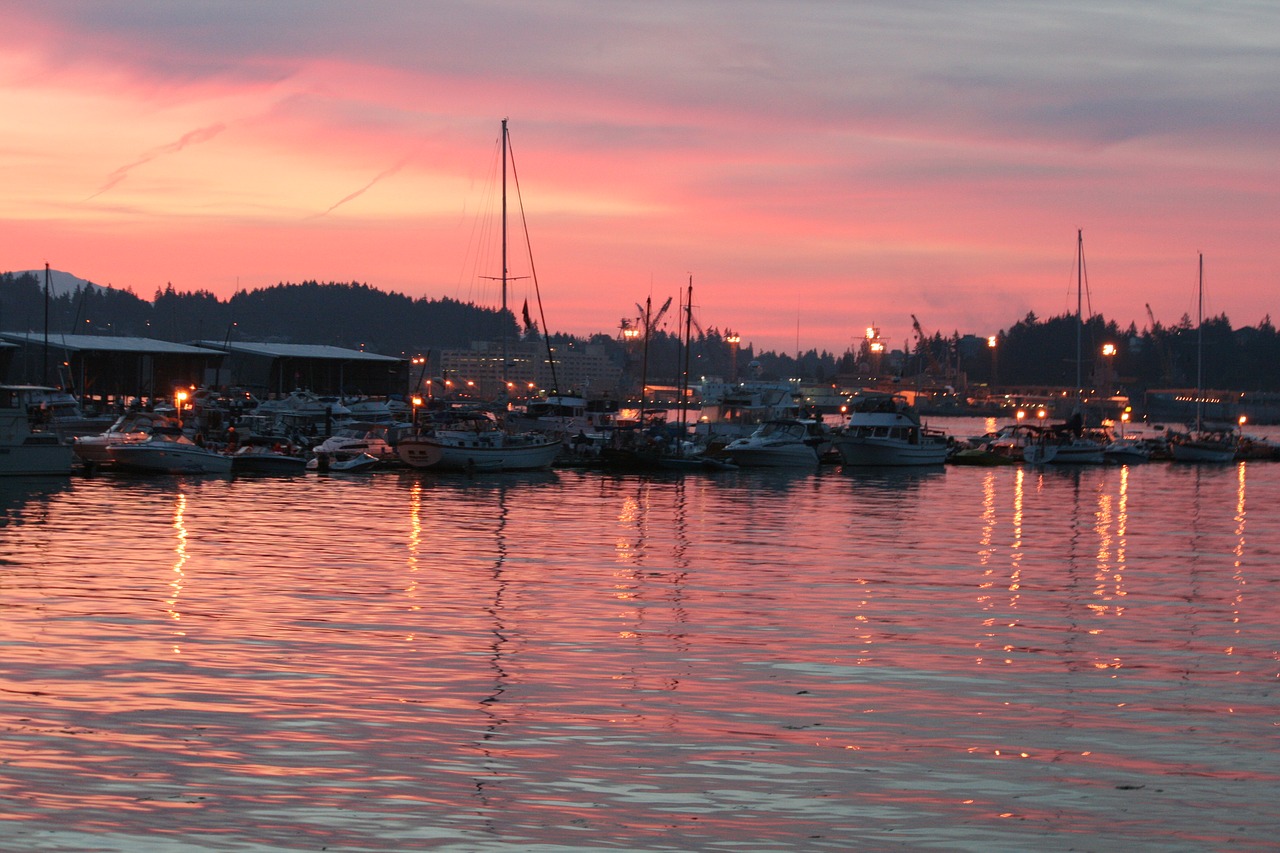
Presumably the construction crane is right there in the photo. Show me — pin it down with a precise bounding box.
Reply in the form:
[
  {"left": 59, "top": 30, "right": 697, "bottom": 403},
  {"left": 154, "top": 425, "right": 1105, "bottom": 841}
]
[
  {"left": 1145, "top": 303, "right": 1173, "bottom": 384},
  {"left": 910, "top": 314, "right": 945, "bottom": 376}
]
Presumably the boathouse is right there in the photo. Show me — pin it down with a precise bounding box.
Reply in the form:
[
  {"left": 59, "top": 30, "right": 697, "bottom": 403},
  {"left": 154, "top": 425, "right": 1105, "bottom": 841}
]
[{"left": 190, "top": 340, "right": 407, "bottom": 399}]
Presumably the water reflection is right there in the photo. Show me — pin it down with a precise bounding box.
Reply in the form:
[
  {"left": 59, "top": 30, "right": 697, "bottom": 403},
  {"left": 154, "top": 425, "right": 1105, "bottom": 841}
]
[
  {"left": 166, "top": 491, "right": 188, "bottom": 654},
  {"left": 2, "top": 457, "right": 1279, "bottom": 851}
]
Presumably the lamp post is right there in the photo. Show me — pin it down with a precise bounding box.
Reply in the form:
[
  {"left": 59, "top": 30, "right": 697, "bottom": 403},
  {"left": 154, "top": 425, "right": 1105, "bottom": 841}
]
[
  {"left": 987, "top": 335, "right": 998, "bottom": 386},
  {"left": 1101, "top": 343, "right": 1116, "bottom": 393},
  {"left": 725, "top": 332, "right": 741, "bottom": 382}
]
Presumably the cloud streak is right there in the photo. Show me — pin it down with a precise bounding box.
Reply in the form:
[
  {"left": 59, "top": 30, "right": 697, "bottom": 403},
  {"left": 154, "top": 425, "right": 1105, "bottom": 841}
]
[
  {"left": 310, "top": 154, "right": 415, "bottom": 218},
  {"left": 85, "top": 123, "right": 227, "bottom": 201}
]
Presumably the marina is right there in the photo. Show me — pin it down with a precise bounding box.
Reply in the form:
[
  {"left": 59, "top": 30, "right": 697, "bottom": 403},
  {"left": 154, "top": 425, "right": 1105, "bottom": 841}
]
[{"left": 2, "top": 424, "right": 1278, "bottom": 851}]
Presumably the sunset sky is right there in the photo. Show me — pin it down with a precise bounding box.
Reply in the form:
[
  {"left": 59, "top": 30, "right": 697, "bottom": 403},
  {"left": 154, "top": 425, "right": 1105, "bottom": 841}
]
[{"left": 3, "top": 2, "right": 1277, "bottom": 355}]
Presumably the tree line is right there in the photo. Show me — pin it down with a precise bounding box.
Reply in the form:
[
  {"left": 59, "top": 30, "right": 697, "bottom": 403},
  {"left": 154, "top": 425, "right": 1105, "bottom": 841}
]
[{"left": 2, "top": 272, "right": 1277, "bottom": 392}]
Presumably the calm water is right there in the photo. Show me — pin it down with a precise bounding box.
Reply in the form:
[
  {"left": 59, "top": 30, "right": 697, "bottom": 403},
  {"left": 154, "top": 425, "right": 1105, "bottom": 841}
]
[{"left": 3, "top": 418, "right": 1279, "bottom": 852}]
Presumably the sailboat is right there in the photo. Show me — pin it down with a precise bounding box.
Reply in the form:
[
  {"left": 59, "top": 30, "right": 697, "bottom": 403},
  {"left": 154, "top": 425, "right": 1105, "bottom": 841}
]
[
  {"left": 656, "top": 278, "right": 735, "bottom": 471},
  {"left": 1170, "top": 254, "right": 1237, "bottom": 463},
  {"left": 399, "top": 119, "right": 561, "bottom": 472},
  {"left": 1040, "top": 229, "right": 1105, "bottom": 464}
]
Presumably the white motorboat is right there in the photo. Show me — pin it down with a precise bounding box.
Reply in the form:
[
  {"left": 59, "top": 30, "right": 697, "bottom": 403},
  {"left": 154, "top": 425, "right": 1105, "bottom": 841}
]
[
  {"left": 694, "top": 381, "right": 803, "bottom": 441},
  {"left": 832, "top": 392, "right": 949, "bottom": 466},
  {"left": 309, "top": 421, "right": 411, "bottom": 463},
  {"left": 305, "top": 451, "right": 380, "bottom": 472},
  {"left": 72, "top": 409, "right": 181, "bottom": 467},
  {"left": 0, "top": 385, "right": 75, "bottom": 475},
  {"left": 252, "top": 389, "right": 353, "bottom": 437},
  {"left": 397, "top": 411, "right": 561, "bottom": 472},
  {"left": 1102, "top": 437, "right": 1152, "bottom": 464},
  {"left": 106, "top": 426, "right": 233, "bottom": 474},
  {"left": 722, "top": 418, "right": 827, "bottom": 467}
]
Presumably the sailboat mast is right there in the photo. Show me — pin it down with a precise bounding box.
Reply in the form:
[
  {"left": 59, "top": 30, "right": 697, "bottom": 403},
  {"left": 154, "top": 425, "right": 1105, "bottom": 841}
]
[
  {"left": 501, "top": 118, "right": 509, "bottom": 392},
  {"left": 1076, "top": 228, "right": 1083, "bottom": 401},
  {"left": 1196, "top": 252, "right": 1204, "bottom": 431},
  {"left": 680, "top": 277, "right": 693, "bottom": 432}
]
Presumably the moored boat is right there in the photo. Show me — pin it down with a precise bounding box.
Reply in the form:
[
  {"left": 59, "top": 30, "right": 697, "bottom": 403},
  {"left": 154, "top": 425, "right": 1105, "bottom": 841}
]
[
  {"left": 397, "top": 411, "right": 560, "bottom": 472},
  {"left": 722, "top": 418, "right": 827, "bottom": 468},
  {"left": 106, "top": 426, "right": 233, "bottom": 474},
  {"left": 72, "top": 409, "right": 181, "bottom": 467},
  {"left": 832, "top": 392, "right": 949, "bottom": 466},
  {"left": 0, "top": 385, "right": 75, "bottom": 476},
  {"left": 230, "top": 437, "right": 307, "bottom": 474}
]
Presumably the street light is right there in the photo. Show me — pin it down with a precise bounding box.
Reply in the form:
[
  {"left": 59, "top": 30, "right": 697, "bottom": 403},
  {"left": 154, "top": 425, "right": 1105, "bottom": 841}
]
[
  {"left": 987, "top": 335, "right": 998, "bottom": 385},
  {"left": 725, "top": 332, "right": 741, "bottom": 382},
  {"left": 1101, "top": 343, "right": 1117, "bottom": 393}
]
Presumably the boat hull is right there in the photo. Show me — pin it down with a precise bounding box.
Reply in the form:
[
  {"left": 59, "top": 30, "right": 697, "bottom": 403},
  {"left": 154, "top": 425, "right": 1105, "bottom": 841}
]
[
  {"left": 108, "top": 445, "right": 233, "bottom": 474},
  {"left": 1170, "top": 441, "right": 1236, "bottom": 463},
  {"left": 0, "top": 438, "right": 75, "bottom": 476},
  {"left": 398, "top": 436, "right": 560, "bottom": 472},
  {"left": 834, "top": 437, "right": 949, "bottom": 467},
  {"left": 723, "top": 444, "right": 819, "bottom": 468}
]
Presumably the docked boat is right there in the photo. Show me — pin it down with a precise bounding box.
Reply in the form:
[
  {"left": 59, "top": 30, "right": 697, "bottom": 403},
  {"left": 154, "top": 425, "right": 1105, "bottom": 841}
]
[
  {"left": 1169, "top": 429, "right": 1237, "bottom": 463},
  {"left": 305, "top": 451, "right": 380, "bottom": 472},
  {"left": 832, "top": 392, "right": 949, "bottom": 466},
  {"left": 106, "top": 426, "right": 233, "bottom": 474},
  {"left": 1102, "top": 436, "right": 1152, "bottom": 464},
  {"left": 396, "top": 411, "right": 561, "bottom": 472},
  {"left": 693, "top": 381, "right": 803, "bottom": 442},
  {"left": 20, "top": 387, "right": 115, "bottom": 440},
  {"left": 508, "top": 394, "right": 622, "bottom": 439},
  {"left": 230, "top": 437, "right": 307, "bottom": 474},
  {"left": 722, "top": 418, "right": 827, "bottom": 468},
  {"left": 1170, "top": 255, "right": 1238, "bottom": 464},
  {"left": 309, "top": 421, "right": 411, "bottom": 464},
  {"left": 0, "top": 385, "right": 76, "bottom": 475},
  {"left": 72, "top": 409, "right": 181, "bottom": 467}
]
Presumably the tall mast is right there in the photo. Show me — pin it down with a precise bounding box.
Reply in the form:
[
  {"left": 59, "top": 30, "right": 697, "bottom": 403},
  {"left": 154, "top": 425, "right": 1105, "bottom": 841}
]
[
  {"left": 680, "top": 276, "right": 693, "bottom": 435},
  {"left": 501, "top": 118, "right": 509, "bottom": 393},
  {"left": 43, "top": 262, "right": 51, "bottom": 387},
  {"left": 1196, "top": 252, "right": 1204, "bottom": 431},
  {"left": 1076, "top": 228, "right": 1083, "bottom": 403}
]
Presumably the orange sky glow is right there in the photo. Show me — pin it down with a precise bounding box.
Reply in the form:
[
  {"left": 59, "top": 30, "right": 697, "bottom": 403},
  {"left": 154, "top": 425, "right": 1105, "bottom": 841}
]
[{"left": 3, "top": 2, "right": 1278, "bottom": 355}]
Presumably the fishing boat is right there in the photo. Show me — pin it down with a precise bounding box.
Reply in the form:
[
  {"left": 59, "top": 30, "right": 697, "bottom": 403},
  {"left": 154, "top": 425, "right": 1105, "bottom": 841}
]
[
  {"left": 396, "top": 411, "right": 560, "bottom": 472},
  {"left": 0, "top": 385, "right": 76, "bottom": 475},
  {"left": 832, "top": 392, "right": 949, "bottom": 466},
  {"left": 1170, "top": 254, "right": 1238, "bottom": 463},
  {"left": 722, "top": 418, "right": 827, "bottom": 468},
  {"left": 106, "top": 426, "right": 233, "bottom": 474}
]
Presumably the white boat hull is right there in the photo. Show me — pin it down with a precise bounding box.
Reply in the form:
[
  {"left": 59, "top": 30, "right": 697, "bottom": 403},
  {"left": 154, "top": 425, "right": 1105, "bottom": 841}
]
[
  {"left": 108, "top": 444, "right": 233, "bottom": 474},
  {"left": 398, "top": 435, "right": 560, "bottom": 471},
  {"left": 0, "top": 437, "right": 75, "bottom": 476},
  {"left": 723, "top": 443, "right": 819, "bottom": 468},
  {"left": 834, "top": 436, "right": 948, "bottom": 467},
  {"left": 1047, "top": 440, "right": 1105, "bottom": 464}
]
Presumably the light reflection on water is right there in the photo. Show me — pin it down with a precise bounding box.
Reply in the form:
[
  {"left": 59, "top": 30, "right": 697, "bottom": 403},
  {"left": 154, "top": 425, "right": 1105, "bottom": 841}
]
[{"left": 2, "top": 437, "right": 1279, "bottom": 851}]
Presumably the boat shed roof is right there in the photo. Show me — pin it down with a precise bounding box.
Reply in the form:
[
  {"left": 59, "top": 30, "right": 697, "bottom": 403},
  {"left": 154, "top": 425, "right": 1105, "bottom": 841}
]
[
  {"left": 0, "top": 331, "right": 219, "bottom": 355},
  {"left": 192, "top": 340, "right": 403, "bottom": 363}
]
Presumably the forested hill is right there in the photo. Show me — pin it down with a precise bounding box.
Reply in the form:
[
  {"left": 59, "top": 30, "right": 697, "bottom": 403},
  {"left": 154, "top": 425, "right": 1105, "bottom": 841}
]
[
  {"left": 4, "top": 271, "right": 1280, "bottom": 391},
  {"left": 0, "top": 275, "right": 517, "bottom": 358}
]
